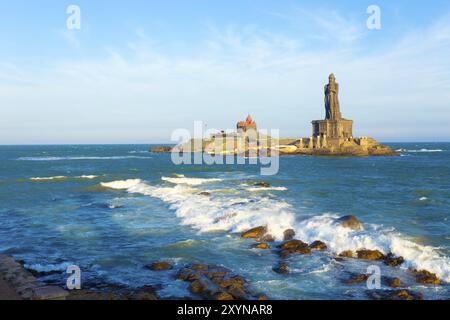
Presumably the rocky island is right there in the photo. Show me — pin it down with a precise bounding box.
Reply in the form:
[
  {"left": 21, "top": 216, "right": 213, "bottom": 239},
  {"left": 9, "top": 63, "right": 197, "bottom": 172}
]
[{"left": 151, "top": 74, "right": 398, "bottom": 157}]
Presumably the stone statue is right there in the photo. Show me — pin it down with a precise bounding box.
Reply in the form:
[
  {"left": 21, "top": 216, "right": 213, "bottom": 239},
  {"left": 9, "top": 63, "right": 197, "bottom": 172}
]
[{"left": 324, "top": 73, "right": 342, "bottom": 120}]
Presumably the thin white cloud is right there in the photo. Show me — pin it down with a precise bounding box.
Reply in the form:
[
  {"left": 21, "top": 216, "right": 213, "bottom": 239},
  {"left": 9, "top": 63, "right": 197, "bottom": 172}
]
[{"left": 1, "top": 11, "right": 450, "bottom": 143}]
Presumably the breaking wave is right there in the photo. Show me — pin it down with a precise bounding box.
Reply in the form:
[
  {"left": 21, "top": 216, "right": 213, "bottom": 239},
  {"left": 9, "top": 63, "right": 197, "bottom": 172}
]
[
  {"left": 100, "top": 179, "right": 450, "bottom": 282},
  {"left": 396, "top": 149, "right": 443, "bottom": 153},
  {"left": 30, "top": 175, "right": 98, "bottom": 181},
  {"left": 161, "top": 176, "right": 223, "bottom": 186},
  {"left": 18, "top": 156, "right": 151, "bottom": 161}
]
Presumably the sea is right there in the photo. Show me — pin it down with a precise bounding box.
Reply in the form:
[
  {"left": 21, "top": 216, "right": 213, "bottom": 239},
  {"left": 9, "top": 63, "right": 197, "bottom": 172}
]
[{"left": 0, "top": 143, "right": 449, "bottom": 299}]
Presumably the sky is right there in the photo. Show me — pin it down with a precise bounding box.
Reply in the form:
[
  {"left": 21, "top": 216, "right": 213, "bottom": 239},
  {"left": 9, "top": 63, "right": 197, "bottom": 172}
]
[{"left": 0, "top": 0, "right": 450, "bottom": 144}]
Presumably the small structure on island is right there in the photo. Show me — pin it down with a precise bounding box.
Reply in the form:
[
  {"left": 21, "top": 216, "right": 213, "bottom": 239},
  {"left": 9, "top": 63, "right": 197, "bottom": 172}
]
[{"left": 237, "top": 115, "right": 257, "bottom": 133}]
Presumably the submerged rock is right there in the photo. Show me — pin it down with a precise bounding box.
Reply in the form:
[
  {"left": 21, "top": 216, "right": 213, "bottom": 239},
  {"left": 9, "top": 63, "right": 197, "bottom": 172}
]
[
  {"left": 254, "top": 181, "right": 271, "bottom": 188},
  {"left": 335, "top": 215, "right": 362, "bottom": 231},
  {"left": 384, "top": 277, "right": 402, "bottom": 288},
  {"left": 283, "top": 229, "right": 296, "bottom": 241},
  {"left": 198, "top": 192, "right": 211, "bottom": 196},
  {"left": 260, "top": 234, "right": 275, "bottom": 243},
  {"left": 367, "top": 289, "right": 423, "bottom": 300},
  {"left": 241, "top": 226, "right": 267, "bottom": 239},
  {"left": 413, "top": 269, "right": 441, "bottom": 285},
  {"left": 383, "top": 253, "right": 405, "bottom": 267},
  {"left": 273, "top": 263, "right": 289, "bottom": 275},
  {"left": 356, "top": 249, "right": 384, "bottom": 260},
  {"left": 251, "top": 243, "right": 270, "bottom": 250},
  {"left": 309, "top": 240, "right": 327, "bottom": 251},
  {"left": 344, "top": 274, "right": 369, "bottom": 284},
  {"left": 145, "top": 261, "right": 173, "bottom": 271}
]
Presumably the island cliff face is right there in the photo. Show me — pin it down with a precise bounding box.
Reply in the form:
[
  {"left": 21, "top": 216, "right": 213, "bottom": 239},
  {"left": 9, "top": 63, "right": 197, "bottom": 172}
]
[{"left": 151, "top": 74, "right": 398, "bottom": 157}]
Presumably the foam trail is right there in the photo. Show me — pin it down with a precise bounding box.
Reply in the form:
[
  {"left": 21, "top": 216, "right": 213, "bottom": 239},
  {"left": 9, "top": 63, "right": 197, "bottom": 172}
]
[
  {"left": 18, "top": 156, "right": 151, "bottom": 161},
  {"left": 101, "top": 179, "right": 450, "bottom": 282},
  {"left": 161, "top": 176, "right": 222, "bottom": 186}
]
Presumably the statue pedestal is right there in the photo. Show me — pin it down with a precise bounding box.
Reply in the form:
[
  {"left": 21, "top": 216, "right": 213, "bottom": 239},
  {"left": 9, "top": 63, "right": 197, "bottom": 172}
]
[{"left": 312, "top": 119, "right": 353, "bottom": 139}]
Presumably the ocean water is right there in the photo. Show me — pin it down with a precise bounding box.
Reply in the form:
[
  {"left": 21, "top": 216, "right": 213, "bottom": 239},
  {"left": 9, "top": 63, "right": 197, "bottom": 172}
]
[{"left": 0, "top": 143, "right": 449, "bottom": 299}]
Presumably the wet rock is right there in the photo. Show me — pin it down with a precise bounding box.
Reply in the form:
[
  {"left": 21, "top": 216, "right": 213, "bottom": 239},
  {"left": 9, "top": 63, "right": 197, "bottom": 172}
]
[
  {"left": 390, "top": 290, "right": 423, "bottom": 300},
  {"left": 385, "top": 277, "right": 401, "bottom": 288},
  {"left": 335, "top": 215, "right": 362, "bottom": 231},
  {"left": 367, "top": 289, "right": 423, "bottom": 300},
  {"left": 241, "top": 226, "right": 267, "bottom": 239},
  {"left": 309, "top": 240, "right": 327, "bottom": 251},
  {"left": 189, "top": 280, "right": 209, "bottom": 294},
  {"left": 258, "top": 295, "right": 269, "bottom": 300},
  {"left": 356, "top": 249, "right": 384, "bottom": 260},
  {"left": 198, "top": 192, "right": 211, "bottom": 196},
  {"left": 254, "top": 181, "right": 271, "bottom": 188},
  {"left": 283, "top": 229, "right": 296, "bottom": 241},
  {"left": 260, "top": 234, "right": 275, "bottom": 242},
  {"left": 190, "top": 263, "right": 208, "bottom": 271},
  {"left": 278, "top": 240, "right": 308, "bottom": 250},
  {"left": 176, "top": 263, "right": 261, "bottom": 300},
  {"left": 67, "top": 290, "right": 125, "bottom": 300},
  {"left": 273, "top": 263, "right": 289, "bottom": 275},
  {"left": 145, "top": 261, "right": 173, "bottom": 271},
  {"left": 383, "top": 253, "right": 405, "bottom": 267},
  {"left": 176, "top": 268, "right": 201, "bottom": 281},
  {"left": 338, "top": 250, "right": 354, "bottom": 258},
  {"left": 251, "top": 243, "right": 270, "bottom": 250},
  {"left": 344, "top": 274, "right": 369, "bottom": 284},
  {"left": 214, "top": 292, "right": 234, "bottom": 300},
  {"left": 413, "top": 269, "right": 441, "bottom": 285}
]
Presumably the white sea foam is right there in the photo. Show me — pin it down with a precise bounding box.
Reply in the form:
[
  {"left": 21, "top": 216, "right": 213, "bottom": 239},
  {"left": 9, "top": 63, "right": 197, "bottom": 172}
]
[
  {"left": 30, "top": 176, "right": 67, "bottom": 181},
  {"left": 247, "top": 186, "right": 288, "bottom": 192},
  {"left": 30, "top": 175, "right": 98, "bottom": 181},
  {"left": 419, "top": 197, "right": 428, "bottom": 201},
  {"left": 18, "top": 156, "right": 151, "bottom": 161},
  {"left": 25, "top": 261, "right": 73, "bottom": 273},
  {"left": 101, "top": 179, "right": 450, "bottom": 282},
  {"left": 396, "top": 148, "right": 443, "bottom": 153},
  {"left": 161, "top": 176, "right": 222, "bottom": 186}
]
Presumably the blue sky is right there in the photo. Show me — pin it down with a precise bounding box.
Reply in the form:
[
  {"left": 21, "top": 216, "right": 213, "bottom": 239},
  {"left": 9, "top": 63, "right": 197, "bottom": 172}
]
[{"left": 1, "top": 0, "right": 450, "bottom": 143}]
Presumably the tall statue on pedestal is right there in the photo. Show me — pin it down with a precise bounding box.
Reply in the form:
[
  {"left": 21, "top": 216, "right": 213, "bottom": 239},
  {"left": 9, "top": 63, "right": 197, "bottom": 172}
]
[{"left": 324, "top": 73, "right": 342, "bottom": 120}]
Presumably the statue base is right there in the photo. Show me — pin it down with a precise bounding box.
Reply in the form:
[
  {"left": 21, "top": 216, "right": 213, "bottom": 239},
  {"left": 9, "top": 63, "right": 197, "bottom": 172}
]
[{"left": 311, "top": 119, "right": 353, "bottom": 139}]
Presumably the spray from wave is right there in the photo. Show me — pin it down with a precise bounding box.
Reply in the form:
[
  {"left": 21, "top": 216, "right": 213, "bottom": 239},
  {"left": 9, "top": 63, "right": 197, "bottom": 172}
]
[{"left": 100, "top": 178, "right": 450, "bottom": 282}]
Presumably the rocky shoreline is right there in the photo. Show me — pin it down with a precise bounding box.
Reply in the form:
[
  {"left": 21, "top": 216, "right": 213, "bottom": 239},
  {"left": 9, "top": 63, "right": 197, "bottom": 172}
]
[{"left": 0, "top": 216, "right": 444, "bottom": 300}]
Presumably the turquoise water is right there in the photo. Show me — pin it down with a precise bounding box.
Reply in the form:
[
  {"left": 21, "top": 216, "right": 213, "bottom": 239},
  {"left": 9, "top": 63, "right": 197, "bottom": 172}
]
[{"left": 0, "top": 143, "right": 449, "bottom": 299}]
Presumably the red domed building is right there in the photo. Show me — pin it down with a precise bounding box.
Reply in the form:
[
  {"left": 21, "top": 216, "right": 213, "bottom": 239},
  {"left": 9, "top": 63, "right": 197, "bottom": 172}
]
[{"left": 237, "top": 115, "right": 257, "bottom": 132}]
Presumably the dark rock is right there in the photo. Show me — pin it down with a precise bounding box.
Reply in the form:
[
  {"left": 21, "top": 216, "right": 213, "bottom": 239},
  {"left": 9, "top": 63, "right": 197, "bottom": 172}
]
[
  {"left": 258, "top": 295, "right": 269, "bottom": 300},
  {"left": 413, "top": 269, "right": 441, "bottom": 285},
  {"left": 198, "top": 192, "right": 211, "bottom": 196},
  {"left": 214, "top": 292, "right": 234, "bottom": 300},
  {"left": 338, "top": 250, "right": 354, "bottom": 258},
  {"left": 190, "top": 263, "right": 208, "bottom": 271},
  {"left": 335, "top": 215, "right": 362, "bottom": 231},
  {"left": 254, "top": 181, "right": 271, "bottom": 188},
  {"left": 283, "top": 229, "right": 296, "bottom": 241},
  {"left": 189, "top": 280, "right": 209, "bottom": 294},
  {"left": 273, "top": 263, "right": 289, "bottom": 275},
  {"left": 176, "top": 268, "right": 201, "bottom": 282},
  {"left": 344, "top": 274, "right": 369, "bottom": 284},
  {"left": 278, "top": 240, "right": 308, "bottom": 250},
  {"left": 241, "top": 226, "right": 267, "bottom": 239},
  {"left": 218, "top": 276, "right": 246, "bottom": 289},
  {"left": 385, "top": 277, "right": 401, "bottom": 288},
  {"left": 383, "top": 253, "right": 405, "bottom": 267},
  {"left": 260, "top": 234, "right": 275, "bottom": 242},
  {"left": 251, "top": 243, "right": 270, "bottom": 249},
  {"left": 356, "top": 249, "right": 384, "bottom": 260},
  {"left": 228, "top": 286, "right": 248, "bottom": 300},
  {"left": 145, "top": 261, "right": 173, "bottom": 271},
  {"left": 309, "top": 240, "right": 327, "bottom": 251},
  {"left": 390, "top": 290, "right": 423, "bottom": 300}
]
